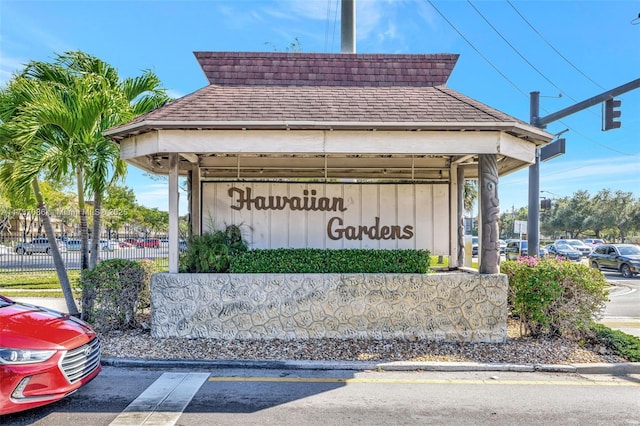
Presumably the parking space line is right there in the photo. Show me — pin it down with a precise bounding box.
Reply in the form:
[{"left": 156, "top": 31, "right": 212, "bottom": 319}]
[{"left": 110, "top": 372, "right": 209, "bottom": 426}]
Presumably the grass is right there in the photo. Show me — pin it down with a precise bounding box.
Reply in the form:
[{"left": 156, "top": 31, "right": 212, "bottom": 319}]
[
  {"left": 0, "top": 258, "right": 168, "bottom": 296},
  {"left": 0, "top": 270, "right": 82, "bottom": 290}
]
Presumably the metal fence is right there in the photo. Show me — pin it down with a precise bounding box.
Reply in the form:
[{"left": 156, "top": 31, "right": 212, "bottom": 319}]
[{"left": 0, "top": 235, "right": 170, "bottom": 273}]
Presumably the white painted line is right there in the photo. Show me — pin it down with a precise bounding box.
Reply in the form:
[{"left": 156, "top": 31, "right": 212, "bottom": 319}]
[{"left": 110, "top": 372, "right": 209, "bottom": 426}]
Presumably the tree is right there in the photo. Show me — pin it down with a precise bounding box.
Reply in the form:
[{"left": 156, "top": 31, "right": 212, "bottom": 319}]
[
  {"left": 587, "top": 189, "right": 615, "bottom": 239},
  {"left": 20, "top": 51, "right": 169, "bottom": 272},
  {"left": 40, "top": 181, "right": 77, "bottom": 236},
  {"left": 135, "top": 206, "right": 169, "bottom": 235},
  {"left": 608, "top": 190, "right": 635, "bottom": 242},
  {"left": 0, "top": 76, "right": 79, "bottom": 315},
  {"left": 546, "top": 190, "right": 592, "bottom": 238},
  {"left": 463, "top": 180, "right": 478, "bottom": 215},
  {"left": 102, "top": 184, "right": 137, "bottom": 237},
  {"left": 500, "top": 206, "right": 527, "bottom": 239}
]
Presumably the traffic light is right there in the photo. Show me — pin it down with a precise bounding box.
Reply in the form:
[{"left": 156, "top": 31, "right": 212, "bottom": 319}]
[
  {"left": 603, "top": 98, "right": 621, "bottom": 131},
  {"left": 540, "top": 198, "right": 551, "bottom": 211}
]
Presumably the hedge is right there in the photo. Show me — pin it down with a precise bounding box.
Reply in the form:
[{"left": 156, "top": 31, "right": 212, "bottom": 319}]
[{"left": 229, "top": 248, "right": 431, "bottom": 274}]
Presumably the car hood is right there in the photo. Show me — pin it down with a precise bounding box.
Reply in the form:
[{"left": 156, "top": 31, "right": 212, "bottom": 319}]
[
  {"left": 0, "top": 300, "right": 96, "bottom": 350},
  {"left": 621, "top": 254, "right": 640, "bottom": 262}
]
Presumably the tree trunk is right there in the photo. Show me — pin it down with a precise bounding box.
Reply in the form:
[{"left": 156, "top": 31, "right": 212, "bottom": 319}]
[
  {"left": 89, "top": 191, "right": 102, "bottom": 269},
  {"left": 32, "top": 179, "right": 79, "bottom": 316},
  {"left": 76, "top": 166, "right": 89, "bottom": 271}
]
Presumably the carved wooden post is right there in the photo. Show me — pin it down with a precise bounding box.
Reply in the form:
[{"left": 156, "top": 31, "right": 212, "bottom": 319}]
[{"left": 479, "top": 154, "right": 500, "bottom": 274}]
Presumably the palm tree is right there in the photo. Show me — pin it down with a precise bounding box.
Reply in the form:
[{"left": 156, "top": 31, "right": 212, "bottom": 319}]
[
  {"left": 464, "top": 180, "right": 478, "bottom": 216},
  {"left": 0, "top": 77, "right": 80, "bottom": 315},
  {"left": 3, "top": 51, "right": 169, "bottom": 318},
  {"left": 21, "top": 51, "right": 169, "bottom": 272}
]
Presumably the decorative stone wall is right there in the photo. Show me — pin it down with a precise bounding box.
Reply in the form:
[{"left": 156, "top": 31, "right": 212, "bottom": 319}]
[{"left": 151, "top": 273, "right": 508, "bottom": 343}]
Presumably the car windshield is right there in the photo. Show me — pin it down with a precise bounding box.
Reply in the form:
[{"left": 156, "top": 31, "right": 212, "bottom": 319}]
[
  {"left": 618, "top": 245, "right": 640, "bottom": 255},
  {"left": 556, "top": 243, "right": 572, "bottom": 250},
  {"left": 566, "top": 240, "right": 584, "bottom": 247},
  {"left": 0, "top": 296, "right": 14, "bottom": 307}
]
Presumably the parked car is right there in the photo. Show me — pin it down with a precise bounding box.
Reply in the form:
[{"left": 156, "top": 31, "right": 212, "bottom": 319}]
[
  {"left": 584, "top": 238, "right": 605, "bottom": 246},
  {"left": 471, "top": 236, "right": 478, "bottom": 256},
  {"left": 14, "top": 238, "right": 67, "bottom": 255},
  {"left": 505, "top": 240, "right": 547, "bottom": 260},
  {"left": 157, "top": 239, "right": 188, "bottom": 251},
  {"left": 65, "top": 239, "right": 82, "bottom": 251},
  {"left": 505, "top": 240, "right": 526, "bottom": 260},
  {"left": 136, "top": 238, "right": 160, "bottom": 248},
  {"left": 499, "top": 239, "right": 507, "bottom": 254},
  {"left": 0, "top": 295, "right": 101, "bottom": 415},
  {"left": 589, "top": 244, "right": 640, "bottom": 278},
  {"left": 99, "top": 239, "right": 119, "bottom": 251},
  {"left": 544, "top": 243, "right": 582, "bottom": 261},
  {"left": 0, "top": 244, "right": 11, "bottom": 256},
  {"left": 119, "top": 240, "right": 133, "bottom": 248},
  {"left": 555, "top": 239, "right": 592, "bottom": 257}
]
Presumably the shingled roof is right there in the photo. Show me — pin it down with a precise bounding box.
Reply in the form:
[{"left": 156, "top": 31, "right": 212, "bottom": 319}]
[
  {"left": 195, "top": 52, "right": 458, "bottom": 87},
  {"left": 105, "top": 52, "right": 546, "bottom": 141}
]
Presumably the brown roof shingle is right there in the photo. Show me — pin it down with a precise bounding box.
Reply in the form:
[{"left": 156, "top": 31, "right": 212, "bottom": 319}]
[
  {"left": 105, "top": 52, "right": 545, "bottom": 139},
  {"left": 117, "top": 84, "right": 521, "bottom": 127},
  {"left": 194, "top": 52, "right": 459, "bottom": 87}
]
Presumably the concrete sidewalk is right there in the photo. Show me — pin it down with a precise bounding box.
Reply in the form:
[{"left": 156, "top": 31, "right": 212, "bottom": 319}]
[
  {"left": 600, "top": 317, "right": 640, "bottom": 339},
  {"left": 101, "top": 357, "right": 640, "bottom": 375}
]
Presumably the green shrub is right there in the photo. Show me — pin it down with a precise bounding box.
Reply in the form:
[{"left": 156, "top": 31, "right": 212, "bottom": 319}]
[
  {"left": 179, "top": 225, "right": 248, "bottom": 273},
  {"left": 80, "top": 259, "right": 154, "bottom": 331},
  {"left": 230, "top": 248, "right": 431, "bottom": 273},
  {"left": 591, "top": 324, "right": 640, "bottom": 362},
  {"left": 501, "top": 257, "right": 608, "bottom": 338}
]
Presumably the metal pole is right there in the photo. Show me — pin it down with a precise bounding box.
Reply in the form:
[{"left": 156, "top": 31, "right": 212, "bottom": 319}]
[
  {"left": 537, "top": 78, "right": 640, "bottom": 127},
  {"left": 341, "top": 0, "right": 356, "bottom": 53},
  {"left": 528, "top": 92, "right": 540, "bottom": 257},
  {"left": 526, "top": 78, "right": 639, "bottom": 258}
]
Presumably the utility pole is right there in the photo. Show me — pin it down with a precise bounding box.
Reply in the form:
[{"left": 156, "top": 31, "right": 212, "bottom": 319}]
[
  {"left": 527, "top": 78, "right": 640, "bottom": 256},
  {"left": 341, "top": 0, "right": 356, "bottom": 53}
]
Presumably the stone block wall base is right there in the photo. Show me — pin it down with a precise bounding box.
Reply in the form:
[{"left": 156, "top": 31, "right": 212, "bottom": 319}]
[{"left": 151, "top": 273, "right": 508, "bottom": 343}]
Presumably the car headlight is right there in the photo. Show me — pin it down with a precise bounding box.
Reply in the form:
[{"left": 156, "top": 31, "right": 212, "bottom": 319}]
[{"left": 0, "top": 348, "right": 57, "bottom": 364}]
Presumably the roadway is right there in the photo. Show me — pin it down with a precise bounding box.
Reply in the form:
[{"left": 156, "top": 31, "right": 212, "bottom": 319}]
[{"left": 1, "top": 366, "right": 638, "bottom": 425}]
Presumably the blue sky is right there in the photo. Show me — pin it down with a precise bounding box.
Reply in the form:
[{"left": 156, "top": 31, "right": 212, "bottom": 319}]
[{"left": 1, "top": 0, "right": 639, "bottom": 215}]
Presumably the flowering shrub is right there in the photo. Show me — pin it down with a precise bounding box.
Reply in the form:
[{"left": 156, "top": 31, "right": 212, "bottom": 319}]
[{"left": 501, "top": 257, "right": 608, "bottom": 338}]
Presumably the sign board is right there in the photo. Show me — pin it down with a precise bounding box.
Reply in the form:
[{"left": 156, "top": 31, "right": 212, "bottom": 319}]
[
  {"left": 514, "top": 220, "right": 527, "bottom": 235},
  {"left": 201, "top": 182, "right": 450, "bottom": 253}
]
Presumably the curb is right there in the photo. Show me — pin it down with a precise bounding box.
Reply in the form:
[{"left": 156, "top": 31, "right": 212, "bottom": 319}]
[{"left": 101, "top": 357, "right": 640, "bottom": 375}]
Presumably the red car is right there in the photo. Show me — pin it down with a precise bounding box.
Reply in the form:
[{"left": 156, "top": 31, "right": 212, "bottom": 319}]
[
  {"left": 0, "top": 296, "right": 101, "bottom": 415},
  {"left": 135, "top": 238, "right": 160, "bottom": 248}
]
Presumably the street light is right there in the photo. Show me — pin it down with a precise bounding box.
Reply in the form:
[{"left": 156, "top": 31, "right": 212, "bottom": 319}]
[{"left": 540, "top": 190, "right": 561, "bottom": 198}]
